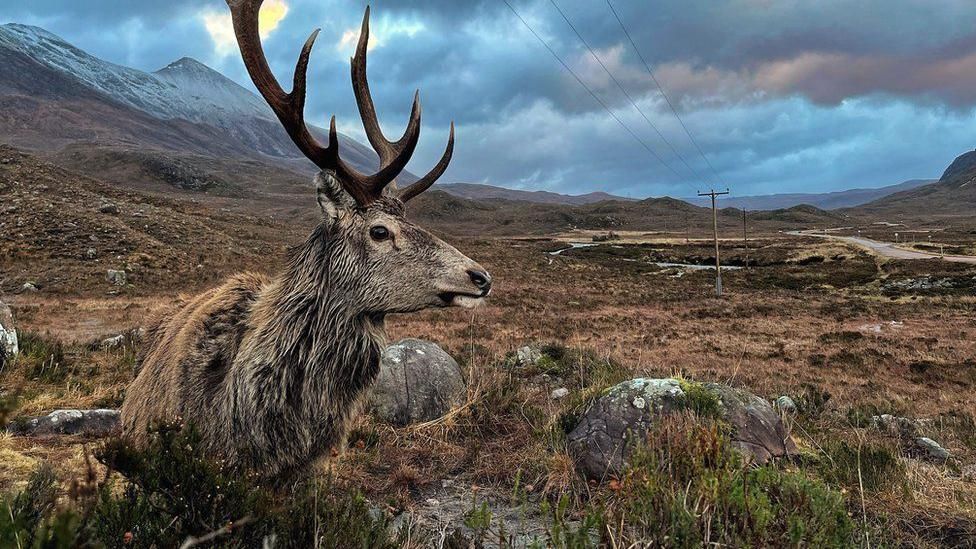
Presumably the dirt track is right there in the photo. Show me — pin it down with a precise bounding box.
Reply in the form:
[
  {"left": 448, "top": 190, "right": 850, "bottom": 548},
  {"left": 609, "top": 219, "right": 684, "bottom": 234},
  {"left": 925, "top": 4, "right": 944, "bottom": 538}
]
[{"left": 790, "top": 230, "right": 976, "bottom": 264}]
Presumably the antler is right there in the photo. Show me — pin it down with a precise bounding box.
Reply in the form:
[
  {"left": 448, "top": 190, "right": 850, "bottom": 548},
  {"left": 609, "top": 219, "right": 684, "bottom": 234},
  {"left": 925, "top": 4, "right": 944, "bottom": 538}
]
[{"left": 226, "top": 0, "right": 453, "bottom": 205}]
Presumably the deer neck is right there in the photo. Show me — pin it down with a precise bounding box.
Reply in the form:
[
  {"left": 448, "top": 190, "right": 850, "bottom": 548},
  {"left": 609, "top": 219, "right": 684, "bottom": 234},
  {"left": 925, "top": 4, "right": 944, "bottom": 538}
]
[{"left": 242, "top": 224, "right": 386, "bottom": 409}]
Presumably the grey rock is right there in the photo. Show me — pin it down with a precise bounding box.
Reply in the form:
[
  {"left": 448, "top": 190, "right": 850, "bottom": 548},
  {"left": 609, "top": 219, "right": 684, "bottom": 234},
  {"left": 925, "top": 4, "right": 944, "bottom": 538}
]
[
  {"left": 915, "top": 437, "right": 949, "bottom": 462},
  {"left": 101, "top": 334, "right": 125, "bottom": 349},
  {"left": 515, "top": 345, "right": 543, "bottom": 368},
  {"left": 370, "top": 339, "right": 466, "bottom": 426},
  {"left": 775, "top": 395, "right": 797, "bottom": 414},
  {"left": 871, "top": 414, "right": 919, "bottom": 437},
  {"left": 7, "top": 409, "right": 120, "bottom": 437},
  {"left": 106, "top": 269, "right": 127, "bottom": 286},
  {"left": 551, "top": 387, "right": 570, "bottom": 400},
  {"left": 567, "top": 378, "right": 797, "bottom": 480},
  {"left": 961, "top": 465, "right": 976, "bottom": 482},
  {"left": 0, "top": 300, "right": 17, "bottom": 365},
  {"left": 21, "top": 282, "right": 38, "bottom": 293},
  {"left": 98, "top": 202, "right": 119, "bottom": 215}
]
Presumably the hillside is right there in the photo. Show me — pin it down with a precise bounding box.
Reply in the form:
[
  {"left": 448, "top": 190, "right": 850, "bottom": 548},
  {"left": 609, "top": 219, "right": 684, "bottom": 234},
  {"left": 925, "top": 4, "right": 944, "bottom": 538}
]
[
  {"left": 0, "top": 144, "right": 307, "bottom": 296},
  {"left": 0, "top": 23, "right": 393, "bottom": 180},
  {"left": 685, "top": 179, "right": 933, "bottom": 211},
  {"left": 436, "top": 182, "right": 633, "bottom": 205},
  {"left": 850, "top": 149, "right": 976, "bottom": 221}
]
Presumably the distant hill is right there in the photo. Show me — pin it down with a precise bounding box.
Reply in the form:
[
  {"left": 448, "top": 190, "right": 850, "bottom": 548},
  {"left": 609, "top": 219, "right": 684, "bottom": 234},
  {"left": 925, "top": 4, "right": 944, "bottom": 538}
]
[
  {"left": 436, "top": 182, "right": 633, "bottom": 205},
  {"left": 850, "top": 150, "right": 976, "bottom": 220},
  {"left": 685, "top": 179, "right": 933, "bottom": 211}
]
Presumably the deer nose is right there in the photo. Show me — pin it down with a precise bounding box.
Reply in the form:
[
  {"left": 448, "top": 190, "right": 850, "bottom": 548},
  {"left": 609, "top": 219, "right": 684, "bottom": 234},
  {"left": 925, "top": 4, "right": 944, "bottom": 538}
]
[{"left": 467, "top": 269, "right": 492, "bottom": 295}]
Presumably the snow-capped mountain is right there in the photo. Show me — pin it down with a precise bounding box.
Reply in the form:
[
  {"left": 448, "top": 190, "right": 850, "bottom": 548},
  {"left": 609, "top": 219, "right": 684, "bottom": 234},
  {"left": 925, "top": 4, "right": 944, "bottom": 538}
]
[{"left": 0, "top": 23, "right": 385, "bottom": 175}]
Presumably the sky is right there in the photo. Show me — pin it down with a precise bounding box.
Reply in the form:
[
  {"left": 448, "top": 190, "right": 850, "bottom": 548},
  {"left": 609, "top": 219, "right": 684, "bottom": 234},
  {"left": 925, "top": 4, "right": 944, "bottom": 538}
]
[{"left": 4, "top": 0, "right": 976, "bottom": 198}]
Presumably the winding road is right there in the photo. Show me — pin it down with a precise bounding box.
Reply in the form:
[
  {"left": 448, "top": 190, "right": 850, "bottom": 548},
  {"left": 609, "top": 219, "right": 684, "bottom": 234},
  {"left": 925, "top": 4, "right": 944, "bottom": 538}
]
[{"left": 788, "top": 231, "right": 976, "bottom": 264}]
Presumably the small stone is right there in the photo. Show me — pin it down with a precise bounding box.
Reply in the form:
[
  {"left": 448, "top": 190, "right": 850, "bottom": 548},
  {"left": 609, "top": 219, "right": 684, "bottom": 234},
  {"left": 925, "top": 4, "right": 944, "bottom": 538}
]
[
  {"left": 961, "top": 465, "right": 976, "bottom": 482},
  {"left": 550, "top": 387, "right": 570, "bottom": 400},
  {"left": 106, "top": 269, "right": 127, "bottom": 286},
  {"left": 101, "top": 334, "right": 125, "bottom": 349},
  {"left": 424, "top": 498, "right": 440, "bottom": 506},
  {"left": 515, "top": 345, "right": 543, "bottom": 367},
  {"left": 86, "top": 248, "right": 97, "bottom": 259},
  {"left": 915, "top": 437, "right": 949, "bottom": 462},
  {"left": 98, "top": 203, "right": 119, "bottom": 215},
  {"left": 21, "top": 282, "right": 38, "bottom": 293},
  {"left": 775, "top": 396, "right": 797, "bottom": 414}
]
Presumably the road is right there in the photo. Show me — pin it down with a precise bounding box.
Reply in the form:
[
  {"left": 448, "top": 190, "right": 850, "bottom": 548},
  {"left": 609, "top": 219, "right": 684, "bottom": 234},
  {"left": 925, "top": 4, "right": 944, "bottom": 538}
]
[{"left": 788, "top": 231, "right": 976, "bottom": 264}]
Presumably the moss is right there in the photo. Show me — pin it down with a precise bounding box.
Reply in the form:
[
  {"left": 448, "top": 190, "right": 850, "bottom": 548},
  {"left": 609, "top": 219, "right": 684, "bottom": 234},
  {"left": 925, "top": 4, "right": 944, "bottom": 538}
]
[{"left": 676, "top": 379, "right": 723, "bottom": 419}]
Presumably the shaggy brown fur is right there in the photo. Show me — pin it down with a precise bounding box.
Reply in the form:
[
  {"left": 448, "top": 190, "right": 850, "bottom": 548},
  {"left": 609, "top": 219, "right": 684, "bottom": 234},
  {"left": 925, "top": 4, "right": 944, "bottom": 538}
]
[{"left": 121, "top": 176, "right": 490, "bottom": 479}]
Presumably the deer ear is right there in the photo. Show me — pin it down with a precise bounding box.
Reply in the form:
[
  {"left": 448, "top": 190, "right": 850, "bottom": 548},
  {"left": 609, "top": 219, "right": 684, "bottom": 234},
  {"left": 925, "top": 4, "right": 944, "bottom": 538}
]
[{"left": 315, "top": 171, "right": 358, "bottom": 222}]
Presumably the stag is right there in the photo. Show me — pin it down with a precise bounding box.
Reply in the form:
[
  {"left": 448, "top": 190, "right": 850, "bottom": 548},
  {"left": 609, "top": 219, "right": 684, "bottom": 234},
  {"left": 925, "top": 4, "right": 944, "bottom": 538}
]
[{"left": 120, "top": 1, "right": 491, "bottom": 480}]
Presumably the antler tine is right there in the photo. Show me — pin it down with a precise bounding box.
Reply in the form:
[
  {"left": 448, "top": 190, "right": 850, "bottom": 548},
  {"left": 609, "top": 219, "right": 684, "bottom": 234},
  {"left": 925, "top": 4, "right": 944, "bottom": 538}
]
[
  {"left": 226, "top": 0, "right": 334, "bottom": 169},
  {"left": 227, "top": 1, "right": 452, "bottom": 205},
  {"left": 398, "top": 122, "right": 455, "bottom": 202},
  {"left": 351, "top": 6, "right": 423, "bottom": 194}
]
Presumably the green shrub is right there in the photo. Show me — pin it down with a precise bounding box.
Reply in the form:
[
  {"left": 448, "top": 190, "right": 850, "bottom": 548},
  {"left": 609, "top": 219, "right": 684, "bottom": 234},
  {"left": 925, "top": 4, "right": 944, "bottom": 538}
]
[
  {"left": 817, "top": 439, "right": 906, "bottom": 494},
  {"left": 0, "top": 424, "right": 397, "bottom": 548},
  {"left": 599, "top": 414, "right": 857, "bottom": 547}
]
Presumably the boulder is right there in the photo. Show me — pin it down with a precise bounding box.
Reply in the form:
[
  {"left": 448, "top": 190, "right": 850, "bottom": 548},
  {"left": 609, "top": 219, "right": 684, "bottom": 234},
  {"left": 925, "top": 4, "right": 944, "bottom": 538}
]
[
  {"left": 7, "top": 409, "right": 120, "bottom": 437},
  {"left": 567, "top": 378, "right": 797, "bottom": 480},
  {"left": 370, "top": 339, "right": 466, "bottom": 426}
]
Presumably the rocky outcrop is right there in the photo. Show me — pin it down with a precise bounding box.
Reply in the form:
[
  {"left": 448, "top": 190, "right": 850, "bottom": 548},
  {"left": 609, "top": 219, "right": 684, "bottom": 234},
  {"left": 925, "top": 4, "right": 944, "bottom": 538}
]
[
  {"left": 567, "top": 378, "right": 797, "bottom": 480},
  {"left": 369, "top": 339, "right": 467, "bottom": 426}
]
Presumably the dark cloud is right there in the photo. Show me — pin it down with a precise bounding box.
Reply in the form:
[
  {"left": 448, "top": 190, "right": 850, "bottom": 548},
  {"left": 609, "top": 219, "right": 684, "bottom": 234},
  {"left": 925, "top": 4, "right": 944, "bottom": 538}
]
[{"left": 3, "top": 0, "right": 976, "bottom": 196}]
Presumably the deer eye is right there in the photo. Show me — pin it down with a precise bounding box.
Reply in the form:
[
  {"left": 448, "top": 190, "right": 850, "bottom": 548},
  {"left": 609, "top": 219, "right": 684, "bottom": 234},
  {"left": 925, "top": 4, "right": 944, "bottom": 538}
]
[{"left": 369, "top": 226, "right": 390, "bottom": 241}]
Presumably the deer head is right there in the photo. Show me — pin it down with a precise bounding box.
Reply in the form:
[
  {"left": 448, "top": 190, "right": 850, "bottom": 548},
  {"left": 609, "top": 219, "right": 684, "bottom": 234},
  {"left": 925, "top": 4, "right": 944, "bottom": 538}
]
[{"left": 227, "top": 1, "right": 491, "bottom": 312}]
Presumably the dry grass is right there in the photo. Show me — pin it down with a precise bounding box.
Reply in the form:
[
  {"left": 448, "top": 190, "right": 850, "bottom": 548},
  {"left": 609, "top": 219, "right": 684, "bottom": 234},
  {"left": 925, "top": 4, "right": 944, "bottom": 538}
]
[{"left": 2, "top": 235, "right": 976, "bottom": 545}]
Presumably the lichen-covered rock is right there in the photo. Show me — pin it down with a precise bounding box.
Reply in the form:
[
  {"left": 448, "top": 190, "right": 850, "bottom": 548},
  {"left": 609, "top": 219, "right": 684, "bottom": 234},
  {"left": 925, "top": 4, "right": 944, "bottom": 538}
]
[
  {"left": 915, "top": 437, "right": 949, "bottom": 462},
  {"left": 106, "top": 269, "right": 127, "bottom": 286},
  {"left": 369, "top": 339, "right": 466, "bottom": 426},
  {"left": 775, "top": 396, "right": 797, "bottom": 414},
  {"left": 7, "top": 409, "right": 120, "bottom": 437},
  {"left": 567, "top": 378, "right": 797, "bottom": 480},
  {"left": 515, "top": 345, "right": 543, "bottom": 368},
  {"left": 0, "top": 300, "right": 17, "bottom": 365}
]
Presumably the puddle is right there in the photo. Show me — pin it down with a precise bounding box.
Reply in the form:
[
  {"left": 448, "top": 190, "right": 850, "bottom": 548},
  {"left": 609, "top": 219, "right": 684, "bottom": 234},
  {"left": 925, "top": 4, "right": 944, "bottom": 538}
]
[
  {"left": 548, "top": 242, "right": 598, "bottom": 255},
  {"left": 654, "top": 262, "right": 742, "bottom": 271}
]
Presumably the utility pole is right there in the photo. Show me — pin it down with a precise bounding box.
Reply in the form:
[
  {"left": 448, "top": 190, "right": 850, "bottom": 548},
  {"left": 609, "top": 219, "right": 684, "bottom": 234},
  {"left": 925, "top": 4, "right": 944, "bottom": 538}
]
[
  {"left": 742, "top": 208, "right": 748, "bottom": 270},
  {"left": 698, "top": 188, "right": 730, "bottom": 296},
  {"left": 685, "top": 210, "right": 690, "bottom": 243}
]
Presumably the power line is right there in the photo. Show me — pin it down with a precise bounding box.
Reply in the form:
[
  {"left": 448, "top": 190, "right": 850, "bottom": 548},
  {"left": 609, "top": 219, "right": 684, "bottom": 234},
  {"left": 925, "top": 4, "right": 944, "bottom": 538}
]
[
  {"left": 501, "top": 0, "right": 693, "bottom": 190},
  {"left": 605, "top": 0, "right": 723, "bottom": 184},
  {"left": 548, "top": 0, "right": 708, "bottom": 188}
]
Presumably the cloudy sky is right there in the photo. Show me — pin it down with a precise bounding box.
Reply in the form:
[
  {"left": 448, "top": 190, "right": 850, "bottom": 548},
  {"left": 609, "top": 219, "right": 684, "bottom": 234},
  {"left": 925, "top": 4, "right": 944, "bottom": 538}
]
[{"left": 5, "top": 0, "right": 976, "bottom": 198}]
